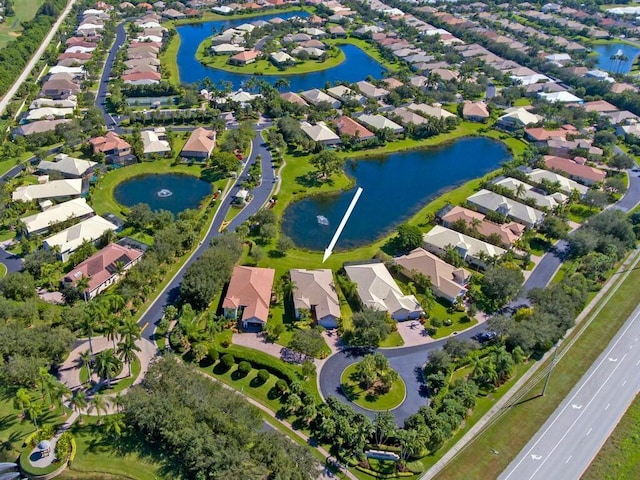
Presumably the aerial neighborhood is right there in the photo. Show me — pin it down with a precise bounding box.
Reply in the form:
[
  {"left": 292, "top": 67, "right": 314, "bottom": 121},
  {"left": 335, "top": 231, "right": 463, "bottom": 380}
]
[{"left": 0, "top": 0, "right": 639, "bottom": 479}]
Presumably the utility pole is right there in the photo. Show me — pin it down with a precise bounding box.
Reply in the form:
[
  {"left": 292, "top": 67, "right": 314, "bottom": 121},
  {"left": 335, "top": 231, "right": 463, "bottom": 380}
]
[{"left": 542, "top": 344, "right": 559, "bottom": 396}]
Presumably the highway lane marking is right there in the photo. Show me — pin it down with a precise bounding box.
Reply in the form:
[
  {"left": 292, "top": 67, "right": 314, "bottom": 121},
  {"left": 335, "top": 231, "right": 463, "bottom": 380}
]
[
  {"left": 608, "top": 357, "right": 618, "bottom": 362},
  {"left": 530, "top": 455, "right": 542, "bottom": 460},
  {"left": 622, "top": 380, "right": 627, "bottom": 387},
  {"left": 524, "top": 353, "right": 628, "bottom": 480},
  {"left": 636, "top": 359, "right": 640, "bottom": 366},
  {"left": 571, "top": 404, "right": 582, "bottom": 410},
  {"left": 565, "top": 456, "right": 572, "bottom": 464},
  {"left": 501, "top": 307, "right": 640, "bottom": 480},
  {"left": 586, "top": 428, "right": 592, "bottom": 436},
  {"left": 141, "top": 322, "right": 149, "bottom": 331},
  {"left": 605, "top": 403, "right": 610, "bottom": 410}
]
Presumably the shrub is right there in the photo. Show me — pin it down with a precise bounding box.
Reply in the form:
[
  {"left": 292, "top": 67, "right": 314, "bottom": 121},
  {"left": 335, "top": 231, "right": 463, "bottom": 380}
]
[
  {"left": 257, "top": 369, "right": 270, "bottom": 384},
  {"left": 221, "top": 354, "right": 235, "bottom": 370},
  {"left": 406, "top": 460, "right": 425, "bottom": 474},
  {"left": 431, "top": 317, "right": 443, "bottom": 328},
  {"left": 275, "top": 379, "right": 288, "bottom": 393},
  {"left": 208, "top": 347, "right": 219, "bottom": 362},
  {"left": 238, "top": 361, "right": 252, "bottom": 376},
  {"left": 443, "top": 318, "right": 453, "bottom": 327}
]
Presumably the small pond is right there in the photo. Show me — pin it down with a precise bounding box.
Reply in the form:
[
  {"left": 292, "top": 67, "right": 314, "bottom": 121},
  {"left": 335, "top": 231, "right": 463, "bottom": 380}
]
[
  {"left": 594, "top": 42, "right": 640, "bottom": 73},
  {"left": 175, "top": 11, "right": 386, "bottom": 90},
  {"left": 114, "top": 173, "right": 212, "bottom": 215},
  {"left": 281, "top": 137, "right": 511, "bottom": 250}
]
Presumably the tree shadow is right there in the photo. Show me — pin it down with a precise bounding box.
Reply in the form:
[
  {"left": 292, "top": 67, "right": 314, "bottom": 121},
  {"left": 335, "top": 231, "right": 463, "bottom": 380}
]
[
  {"left": 267, "top": 249, "right": 285, "bottom": 258},
  {"left": 200, "top": 168, "right": 225, "bottom": 184},
  {"left": 230, "top": 370, "right": 249, "bottom": 381},
  {"left": 295, "top": 172, "right": 323, "bottom": 188}
]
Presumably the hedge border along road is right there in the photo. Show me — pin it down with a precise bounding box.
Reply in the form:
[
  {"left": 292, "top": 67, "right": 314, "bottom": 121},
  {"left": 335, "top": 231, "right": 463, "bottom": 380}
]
[{"left": 423, "top": 247, "right": 640, "bottom": 480}]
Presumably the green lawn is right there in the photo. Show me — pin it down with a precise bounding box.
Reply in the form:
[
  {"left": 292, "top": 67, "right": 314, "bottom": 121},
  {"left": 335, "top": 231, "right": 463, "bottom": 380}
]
[
  {"left": 0, "top": 262, "right": 6, "bottom": 279},
  {"left": 0, "top": 0, "right": 45, "bottom": 48},
  {"left": 61, "top": 416, "right": 168, "bottom": 480},
  {"left": 379, "top": 331, "right": 404, "bottom": 348},
  {"left": 159, "top": 31, "right": 181, "bottom": 85},
  {"left": 434, "top": 253, "right": 640, "bottom": 480},
  {"left": 340, "top": 363, "right": 406, "bottom": 411},
  {"left": 583, "top": 393, "right": 640, "bottom": 480}
]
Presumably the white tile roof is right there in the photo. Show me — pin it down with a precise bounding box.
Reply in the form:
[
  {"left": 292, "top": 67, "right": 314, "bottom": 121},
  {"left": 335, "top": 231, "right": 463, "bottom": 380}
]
[
  {"left": 12, "top": 179, "right": 83, "bottom": 202},
  {"left": 44, "top": 216, "right": 117, "bottom": 255},
  {"left": 21, "top": 198, "right": 94, "bottom": 235}
]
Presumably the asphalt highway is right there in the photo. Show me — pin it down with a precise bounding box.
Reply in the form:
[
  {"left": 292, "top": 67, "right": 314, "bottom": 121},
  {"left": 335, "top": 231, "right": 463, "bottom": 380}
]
[{"left": 499, "top": 301, "right": 640, "bottom": 480}]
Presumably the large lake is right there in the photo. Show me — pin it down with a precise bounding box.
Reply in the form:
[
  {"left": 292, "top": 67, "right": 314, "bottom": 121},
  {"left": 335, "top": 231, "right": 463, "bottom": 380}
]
[
  {"left": 175, "top": 11, "right": 386, "bottom": 90},
  {"left": 594, "top": 42, "right": 640, "bottom": 73},
  {"left": 281, "top": 137, "right": 511, "bottom": 250},
  {"left": 114, "top": 173, "right": 212, "bottom": 215}
]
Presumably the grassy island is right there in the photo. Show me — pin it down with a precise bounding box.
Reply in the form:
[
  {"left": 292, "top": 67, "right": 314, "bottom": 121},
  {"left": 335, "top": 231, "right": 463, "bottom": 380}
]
[{"left": 340, "top": 359, "right": 406, "bottom": 411}]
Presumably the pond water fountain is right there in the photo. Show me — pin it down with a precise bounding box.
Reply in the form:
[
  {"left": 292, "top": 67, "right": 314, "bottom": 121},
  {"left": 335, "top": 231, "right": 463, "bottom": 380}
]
[{"left": 157, "top": 188, "right": 173, "bottom": 198}]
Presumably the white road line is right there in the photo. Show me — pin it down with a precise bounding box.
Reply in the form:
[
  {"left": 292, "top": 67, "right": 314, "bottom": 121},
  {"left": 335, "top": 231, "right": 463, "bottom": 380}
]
[
  {"left": 525, "top": 353, "right": 628, "bottom": 480},
  {"left": 622, "top": 380, "right": 627, "bottom": 387},
  {"left": 605, "top": 403, "right": 610, "bottom": 410},
  {"left": 586, "top": 428, "right": 592, "bottom": 436},
  {"left": 565, "top": 456, "right": 572, "bottom": 464},
  {"left": 502, "top": 306, "right": 640, "bottom": 480},
  {"left": 636, "top": 359, "right": 640, "bottom": 366}
]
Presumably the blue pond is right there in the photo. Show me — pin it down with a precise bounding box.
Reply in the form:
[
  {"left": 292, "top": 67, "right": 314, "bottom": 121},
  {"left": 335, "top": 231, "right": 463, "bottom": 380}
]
[
  {"left": 175, "top": 11, "right": 386, "bottom": 90},
  {"left": 114, "top": 173, "right": 212, "bottom": 215},
  {"left": 594, "top": 43, "right": 640, "bottom": 73},
  {"left": 281, "top": 137, "right": 511, "bottom": 250}
]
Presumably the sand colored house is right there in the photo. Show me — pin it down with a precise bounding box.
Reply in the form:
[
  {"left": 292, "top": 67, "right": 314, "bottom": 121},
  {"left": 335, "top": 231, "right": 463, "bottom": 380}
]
[
  {"left": 44, "top": 216, "right": 118, "bottom": 262},
  {"left": 181, "top": 127, "right": 216, "bottom": 160},
  {"left": 438, "top": 205, "right": 525, "bottom": 246},
  {"left": 493, "top": 177, "right": 568, "bottom": 210},
  {"left": 289, "top": 269, "right": 341, "bottom": 328},
  {"left": 543, "top": 155, "right": 606, "bottom": 185},
  {"left": 300, "top": 121, "right": 341, "bottom": 146},
  {"left": 526, "top": 168, "right": 589, "bottom": 196},
  {"left": 12, "top": 179, "right": 83, "bottom": 203},
  {"left": 37, "top": 154, "right": 96, "bottom": 178},
  {"left": 62, "top": 243, "right": 144, "bottom": 299},
  {"left": 422, "top": 226, "right": 507, "bottom": 269},
  {"left": 467, "top": 189, "right": 545, "bottom": 228},
  {"left": 344, "top": 262, "right": 423, "bottom": 321},
  {"left": 462, "top": 101, "right": 490, "bottom": 122},
  {"left": 223, "top": 266, "right": 275, "bottom": 329},
  {"left": 20, "top": 198, "right": 95, "bottom": 236},
  {"left": 393, "top": 248, "right": 470, "bottom": 303}
]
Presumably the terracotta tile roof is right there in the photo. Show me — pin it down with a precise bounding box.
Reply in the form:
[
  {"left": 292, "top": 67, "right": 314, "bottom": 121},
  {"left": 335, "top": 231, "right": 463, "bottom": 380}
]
[
  {"left": 332, "top": 116, "right": 375, "bottom": 139},
  {"left": 223, "top": 266, "right": 275, "bottom": 323},
  {"left": 544, "top": 155, "right": 606, "bottom": 183}
]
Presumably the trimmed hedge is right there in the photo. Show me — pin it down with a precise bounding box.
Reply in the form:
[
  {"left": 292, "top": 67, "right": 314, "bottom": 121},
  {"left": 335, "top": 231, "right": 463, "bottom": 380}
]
[
  {"left": 208, "top": 347, "right": 219, "bottom": 362},
  {"left": 221, "top": 354, "right": 235, "bottom": 370},
  {"left": 355, "top": 466, "right": 413, "bottom": 478},
  {"left": 238, "top": 361, "right": 252, "bottom": 375},
  {"left": 257, "top": 369, "right": 270, "bottom": 384}
]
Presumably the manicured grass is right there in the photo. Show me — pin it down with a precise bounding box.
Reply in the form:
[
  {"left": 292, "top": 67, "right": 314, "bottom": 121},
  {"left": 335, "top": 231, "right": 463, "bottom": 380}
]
[
  {"left": 0, "top": 0, "right": 45, "bottom": 48},
  {"left": 434, "top": 254, "right": 640, "bottom": 480},
  {"left": 428, "top": 315, "right": 478, "bottom": 340},
  {"left": 379, "top": 331, "right": 404, "bottom": 348},
  {"left": 513, "top": 98, "right": 532, "bottom": 107},
  {"left": 340, "top": 363, "right": 406, "bottom": 411},
  {"left": 583, "top": 393, "right": 640, "bottom": 480},
  {"left": 97, "top": 358, "right": 141, "bottom": 395},
  {"left": 62, "top": 416, "right": 168, "bottom": 480},
  {"left": 196, "top": 42, "right": 346, "bottom": 76},
  {"left": 159, "top": 31, "right": 181, "bottom": 85},
  {"left": 0, "top": 262, "right": 6, "bottom": 279},
  {"left": 567, "top": 203, "right": 598, "bottom": 223}
]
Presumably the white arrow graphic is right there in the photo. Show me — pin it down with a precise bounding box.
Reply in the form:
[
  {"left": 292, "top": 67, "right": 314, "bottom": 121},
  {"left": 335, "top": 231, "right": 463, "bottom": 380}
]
[
  {"left": 608, "top": 357, "right": 618, "bottom": 362},
  {"left": 571, "top": 404, "right": 582, "bottom": 410},
  {"left": 322, "top": 187, "right": 363, "bottom": 263},
  {"left": 531, "top": 455, "right": 542, "bottom": 460}
]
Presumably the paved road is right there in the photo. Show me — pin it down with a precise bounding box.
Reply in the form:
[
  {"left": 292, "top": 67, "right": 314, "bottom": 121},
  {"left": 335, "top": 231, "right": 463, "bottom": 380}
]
[
  {"left": 0, "top": 0, "right": 78, "bottom": 115},
  {"left": 499, "top": 301, "right": 640, "bottom": 480},
  {"left": 138, "top": 130, "right": 275, "bottom": 341},
  {"left": 96, "top": 22, "right": 127, "bottom": 133},
  {"left": 614, "top": 169, "right": 640, "bottom": 213}
]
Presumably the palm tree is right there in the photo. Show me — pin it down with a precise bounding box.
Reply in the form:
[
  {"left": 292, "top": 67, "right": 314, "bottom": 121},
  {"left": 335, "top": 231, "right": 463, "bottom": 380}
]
[
  {"left": 94, "top": 349, "right": 122, "bottom": 387},
  {"left": 26, "top": 402, "right": 44, "bottom": 428},
  {"left": 75, "top": 274, "right": 91, "bottom": 303},
  {"left": 274, "top": 78, "right": 290, "bottom": 91},
  {"left": 104, "top": 316, "right": 122, "bottom": 350},
  {"left": 91, "top": 394, "right": 108, "bottom": 424},
  {"left": 111, "top": 392, "right": 124, "bottom": 413},
  {"left": 14, "top": 388, "right": 32, "bottom": 419},
  {"left": 77, "top": 350, "right": 93, "bottom": 384},
  {"left": 515, "top": 183, "right": 526, "bottom": 199},
  {"left": 117, "top": 337, "right": 141, "bottom": 377},
  {"left": 120, "top": 317, "right": 142, "bottom": 345},
  {"left": 103, "top": 413, "right": 126, "bottom": 440},
  {"left": 69, "top": 391, "right": 88, "bottom": 416}
]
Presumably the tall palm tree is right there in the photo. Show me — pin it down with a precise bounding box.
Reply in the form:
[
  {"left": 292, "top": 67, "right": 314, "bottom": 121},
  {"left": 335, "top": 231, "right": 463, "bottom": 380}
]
[
  {"left": 75, "top": 275, "right": 91, "bottom": 303},
  {"left": 94, "top": 349, "right": 122, "bottom": 387},
  {"left": 117, "top": 337, "right": 141, "bottom": 377},
  {"left": 515, "top": 183, "right": 526, "bottom": 199},
  {"left": 26, "top": 402, "right": 44, "bottom": 428},
  {"left": 111, "top": 392, "right": 124, "bottom": 414},
  {"left": 69, "top": 391, "right": 88, "bottom": 416},
  {"left": 80, "top": 314, "right": 98, "bottom": 356},
  {"left": 77, "top": 350, "right": 93, "bottom": 384},
  {"left": 103, "top": 316, "right": 122, "bottom": 350},
  {"left": 14, "top": 388, "right": 32, "bottom": 419},
  {"left": 91, "top": 394, "right": 108, "bottom": 423},
  {"left": 103, "top": 413, "right": 126, "bottom": 440}
]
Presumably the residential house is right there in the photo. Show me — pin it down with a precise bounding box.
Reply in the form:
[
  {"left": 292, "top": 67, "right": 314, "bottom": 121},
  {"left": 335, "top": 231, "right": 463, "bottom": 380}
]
[
  {"left": 496, "top": 107, "right": 542, "bottom": 131},
  {"left": 141, "top": 127, "right": 171, "bottom": 157},
  {"left": 462, "top": 101, "right": 490, "bottom": 122},
  {"left": 24, "top": 107, "right": 74, "bottom": 122},
  {"left": 12, "top": 179, "right": 83, "bottom": 203},
  {"left": 289, "top": 269, "right": 341, "bottom": 328},
  {"left": 211, "top": 43, "right": 246, "bottom": 55},
  {"left": 14, "top": 119, "right": 71, "bottom": 137},
  {"left": 390, "top": 107, "right": 429, "bottom": 126},
  {"left": 89, "top": 132, "right": 132, "bottom": 161},
  {"left": 40, "top": 78, "right": 80, "bottom": 100},
  {"left": 422, "top": 225, "right": 507, "bottom": 269},
  {"left": 300, "top": 89, "right": 341, "bottom": 108},
  {"left": 526, "top": 168, "right": 589, "bottom": 196},
  {"left": 280, "top": 91, "right": 308, "bottom": 106},
  {"left": 404, "top": 103, "right": 456, "bottom": 120},
  {"left": 332, "top": 116, "right": 375, "bottom": 141},
  {"left": 617, "top": 124, "right": 640, "bottom": 138},
  {"left": 524, "top": 126, "right": 571, "bottom": 145},
  {"left": 37, "top": 154, "right": 96, "bottom": 179},
  {"left": 467, "top": 189, "right": 545, "bottom": 228},
  {"left": 493, "top": 177, "right": 568, "bottom": 209},
  {"left": 355, "top": 80, "right": 389, "bottom": 99},
  {"left": 546, "top": 139, "right": 603, "bottom": 158},
  {"left": 356, "top": 114, "right": 404, "bottom": 134},
  {"left": 181, "top": 127, "right": 216, "bottom": 161},
  {"left": 21, "top": 198, "right": 95, "bottom": 236},
  {"left": 222, "top": 266, "right": 275, "bottom": 329},
  {"left": 229, "top": 50, "right": 260, "bottom": 65},
  {"left": 543, "top": 155, "right": 606, "bottom": 185},
  {"left": 393, "top": 247, "right": 470, "bottom": 303},
  {"left": 122, "top": 71, "right": 161, "bottom": 85},
  {"left": 344, "top": 262, "right": 423, "bottom": 321},
  {"left": 326, "top": 85, "right": 365, "bottom": 105},
  {"left": 62, "top": 243, "right": 145, "bottom": 299},
  {"left": 44, "top": 216, "right": 118, "bottom": 262},
  {"left": 438, "top": 205, "right": 525, "bottom": 246},
  {"left": 270, "top": 51, "right": 296, "bottom": 66},
  {"left": 300, "top": 121, "right": 341, "bottom": 146}
]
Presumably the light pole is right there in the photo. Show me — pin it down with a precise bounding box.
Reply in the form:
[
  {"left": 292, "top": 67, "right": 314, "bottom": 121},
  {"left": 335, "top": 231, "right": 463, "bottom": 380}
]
[{"left": 542, "top": 344, "right": 559, "bottom": 396}]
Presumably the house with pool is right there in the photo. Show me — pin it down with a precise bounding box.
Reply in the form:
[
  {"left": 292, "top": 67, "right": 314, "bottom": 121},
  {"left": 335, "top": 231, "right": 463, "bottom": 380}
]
[{"left": 289, "top": 269, "right": 341, "bottom": 329}]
